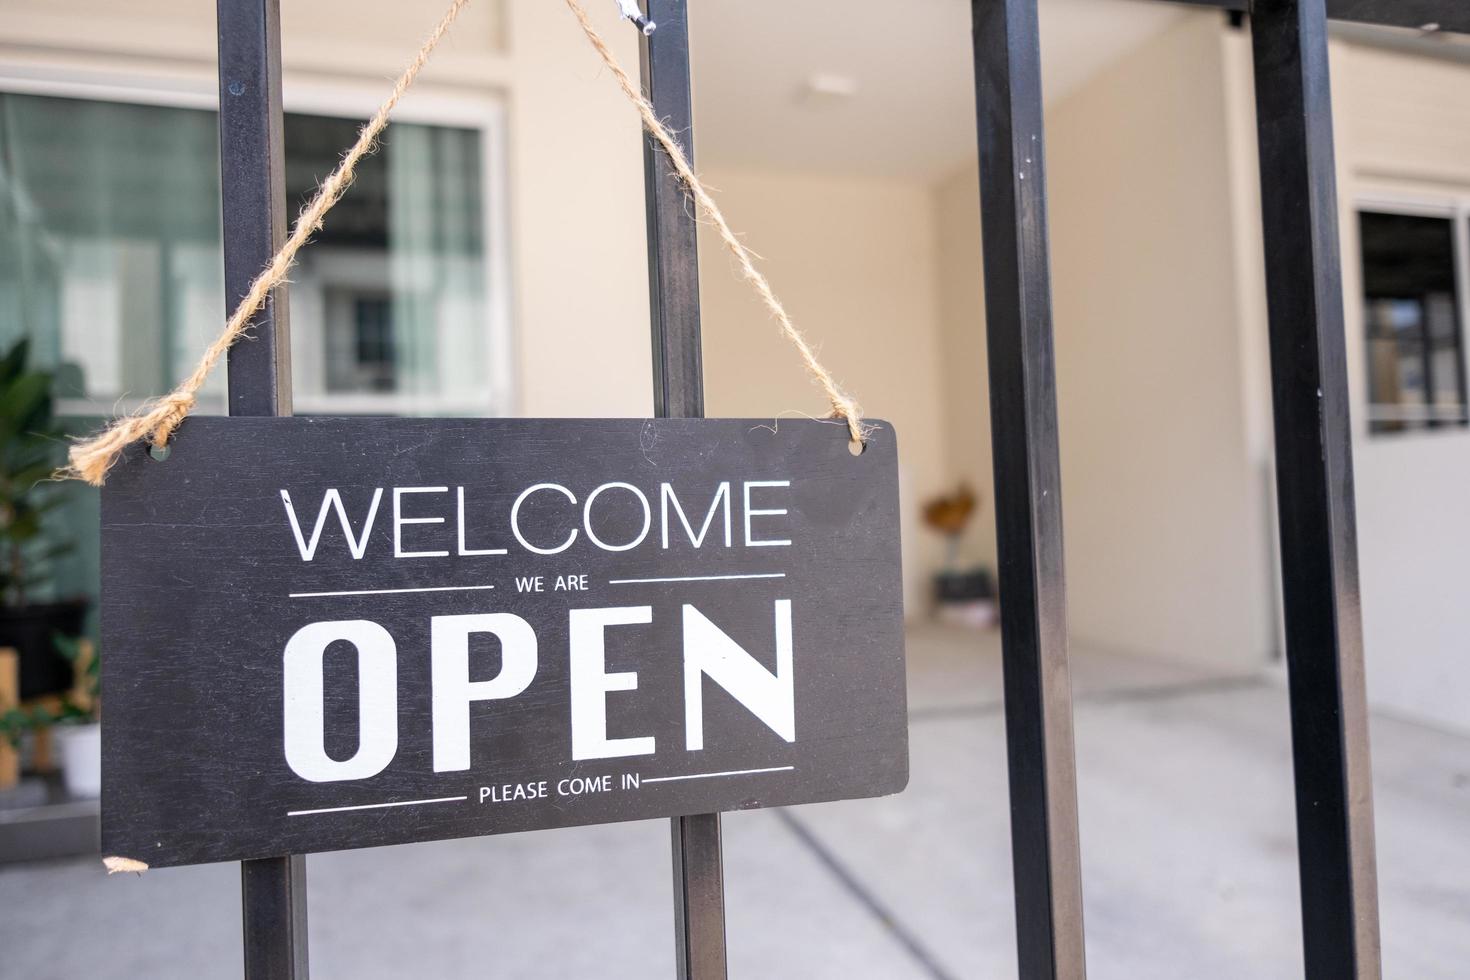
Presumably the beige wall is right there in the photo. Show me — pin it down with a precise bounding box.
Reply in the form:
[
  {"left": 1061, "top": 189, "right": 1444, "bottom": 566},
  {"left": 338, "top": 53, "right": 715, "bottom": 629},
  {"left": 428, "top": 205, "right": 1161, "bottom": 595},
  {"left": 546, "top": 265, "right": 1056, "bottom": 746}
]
[
  {"left": 503, "top": 1, "right": 652, "bottom": 417},
  {"left": 1335, "top": 42, "right": 1470, "bottom": 189},
  {"left": 695, "top": 170, "right": 949, "bottom": 614},
  {"left": 933, "top": 169, "right": 998, "bottom": 572},
  {"left": 1202, "top": 29, "right": 1470, "bottom": 731},
  {"left": 2, "top": 0, "right": 510, "bottom": 88},
  {"left": 1328, "top": 39, "right": 1470, "bottom": 733},
  {"left": 922, "top": 13, "right": 1284, "bottom": 667},
  {"left": 931, "top": 13, "right": 1277, "bottom": 669}
]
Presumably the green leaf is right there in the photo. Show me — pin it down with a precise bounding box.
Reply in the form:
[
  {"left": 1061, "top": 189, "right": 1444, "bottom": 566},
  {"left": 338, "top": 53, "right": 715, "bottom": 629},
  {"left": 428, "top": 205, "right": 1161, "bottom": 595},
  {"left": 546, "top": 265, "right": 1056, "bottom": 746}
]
[
  {"left": 0, "top": 339, "right": 30, "bottom": 387},
  {"left": 0, "top": 340, "right": 72, "bottom": 597},
  {"left": 7, "top": 509, "right": 42, "bottom": 541},
  {"left": 0, "top": 704, "right": 50, "bottom": 745},
  {"left": 0, "top": 372, "right": 50, "bottom": 443},
  {"left": 53, "top": 633, "right": 83, "bottom": 662}
]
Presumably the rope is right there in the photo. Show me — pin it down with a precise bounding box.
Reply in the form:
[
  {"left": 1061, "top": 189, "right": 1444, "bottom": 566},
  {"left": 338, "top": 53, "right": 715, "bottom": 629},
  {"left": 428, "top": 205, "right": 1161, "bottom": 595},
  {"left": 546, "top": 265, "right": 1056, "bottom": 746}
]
[
  {"left": 62, "top": 0, "right": 867, "bottom": 487},
  {"left": 60, "top": 0, "right": 473, "bottom": 486},
  {"left": 564, "top": 0, "right": 867, "bottom": 447}
]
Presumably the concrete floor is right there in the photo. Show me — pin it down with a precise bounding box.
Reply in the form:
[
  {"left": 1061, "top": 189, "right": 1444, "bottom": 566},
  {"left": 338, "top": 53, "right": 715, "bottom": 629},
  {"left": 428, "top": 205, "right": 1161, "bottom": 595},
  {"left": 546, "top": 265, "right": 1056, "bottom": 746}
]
[{"left": 2, "top": 625, "right": 1467, "bottom": 978}]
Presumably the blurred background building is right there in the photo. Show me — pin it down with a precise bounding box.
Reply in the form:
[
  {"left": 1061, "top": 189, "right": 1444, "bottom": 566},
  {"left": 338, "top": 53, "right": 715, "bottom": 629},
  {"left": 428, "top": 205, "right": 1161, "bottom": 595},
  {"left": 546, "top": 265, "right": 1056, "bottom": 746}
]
[{"left": 2, "top": 1, "right": 1468, "bottom": 976}]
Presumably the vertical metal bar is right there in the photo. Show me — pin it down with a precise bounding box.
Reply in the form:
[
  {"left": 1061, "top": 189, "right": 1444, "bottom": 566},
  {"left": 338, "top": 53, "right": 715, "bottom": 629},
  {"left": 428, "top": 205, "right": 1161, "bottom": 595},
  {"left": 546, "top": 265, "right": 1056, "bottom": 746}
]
[
  {"left": 217, "top": 1, "right": 306, "bottom": 977},
  {"left": 240, "top": 855, "right": 309, "bottom": 980},
  {"left": 637, "top": 3, "right": 726, "bottom": 978},
  {"left": 1247, "top": 1, "right": 1382, "bottom": 976},
  {"left": 669, "top": 815, "right": 726, "bottom": 980},
  {"left": 969, "top": 1, "right": 1086, "bottom": 977},
  {"left": 219, "top": 0, "right": 292, "bottom": 419},
  {"left": 641, "top": 0, "right": 704, "bottom": 421}
]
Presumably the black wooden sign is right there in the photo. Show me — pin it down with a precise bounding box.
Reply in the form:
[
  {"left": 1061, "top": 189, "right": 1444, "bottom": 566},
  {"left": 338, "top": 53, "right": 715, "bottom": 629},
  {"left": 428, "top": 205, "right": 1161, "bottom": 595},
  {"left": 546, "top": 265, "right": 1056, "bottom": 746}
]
[{"left": 100, "top": 417, "right": 907, "bottom": 867}]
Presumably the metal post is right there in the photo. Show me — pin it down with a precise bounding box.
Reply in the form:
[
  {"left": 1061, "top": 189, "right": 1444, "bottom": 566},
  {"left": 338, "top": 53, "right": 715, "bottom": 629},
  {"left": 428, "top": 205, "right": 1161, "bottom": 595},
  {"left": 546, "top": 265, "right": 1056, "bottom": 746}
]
[
  {"left": 239, "top": 855, "right": 309, "bottom": 979},
  {"left": 641, "top": 0, "right": 704, "bottom": 421},
  {"left": 1247, "top": 1, "right": 1382, "bottom": 976},
  {"left": 637, "top": 3, "right": 727, "bottom": 978},
  {"left": 218, "top": 0, "right": 292, "bottom": 418},
  {"left": 217, "top": 1, "right": 307, "bottom": 976},
  {"left": 969, "top": 1, "right": 1087, "bottom": 977}
]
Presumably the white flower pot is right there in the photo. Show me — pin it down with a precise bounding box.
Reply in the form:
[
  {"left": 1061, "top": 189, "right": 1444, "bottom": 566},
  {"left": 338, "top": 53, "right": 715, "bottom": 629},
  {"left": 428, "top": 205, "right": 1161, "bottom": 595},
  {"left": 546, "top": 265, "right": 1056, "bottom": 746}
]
[{"left": 56, "top": 722, "right": 101, "bottom": 798}]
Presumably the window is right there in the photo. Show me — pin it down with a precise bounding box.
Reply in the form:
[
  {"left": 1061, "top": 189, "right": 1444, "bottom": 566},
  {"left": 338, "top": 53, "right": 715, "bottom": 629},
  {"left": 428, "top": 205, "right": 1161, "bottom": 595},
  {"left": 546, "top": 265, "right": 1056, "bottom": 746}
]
[
  {"left": 1358, "top": 209, "right": 1469, "bottom": 434},
  {"left": 0, "top": 92, "right": 508, "bottom": 418},
  {"left": 327, "top": 292, "right": 397, "bottom": 394}
]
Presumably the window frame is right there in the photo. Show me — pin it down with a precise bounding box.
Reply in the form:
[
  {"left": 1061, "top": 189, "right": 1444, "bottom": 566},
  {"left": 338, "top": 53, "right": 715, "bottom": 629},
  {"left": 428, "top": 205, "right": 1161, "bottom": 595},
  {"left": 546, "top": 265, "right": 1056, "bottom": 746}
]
[
  {"left": 1354, "top": 190, "right": 1470, "bottom": 437},
  {"left": 0, "top": 62, "right": 515, "bottom": 419}
]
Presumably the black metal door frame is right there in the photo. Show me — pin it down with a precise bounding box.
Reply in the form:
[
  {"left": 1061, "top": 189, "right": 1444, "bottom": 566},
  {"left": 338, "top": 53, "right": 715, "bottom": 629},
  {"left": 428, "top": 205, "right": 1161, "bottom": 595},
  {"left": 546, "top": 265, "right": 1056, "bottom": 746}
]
[{"left": 211, "top": 0, "right": 1449, "bottom": 976}]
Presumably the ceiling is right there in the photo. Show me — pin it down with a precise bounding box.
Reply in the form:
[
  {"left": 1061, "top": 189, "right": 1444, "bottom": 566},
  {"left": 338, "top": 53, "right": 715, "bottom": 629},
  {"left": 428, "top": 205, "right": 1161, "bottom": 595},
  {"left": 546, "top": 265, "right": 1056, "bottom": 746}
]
[{"left": 688, "top": 0, "right": 1192, "bottom": 181}]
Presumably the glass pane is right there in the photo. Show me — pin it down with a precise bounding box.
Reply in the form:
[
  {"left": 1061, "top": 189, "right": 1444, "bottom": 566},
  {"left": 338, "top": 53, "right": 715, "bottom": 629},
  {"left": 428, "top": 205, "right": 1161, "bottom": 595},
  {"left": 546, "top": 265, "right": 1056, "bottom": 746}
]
[
  {"left": 284, "top": 113, "right": 490, "bottom": 415},
  {"left": 1359, "top": 210, "right": 1468, "bottom": 434},
  {"left": 1, "top": 95, "right": 495, "bottom": 417},
  {"left": 0, "top": 94, "right": 226, "bottom": 412}
]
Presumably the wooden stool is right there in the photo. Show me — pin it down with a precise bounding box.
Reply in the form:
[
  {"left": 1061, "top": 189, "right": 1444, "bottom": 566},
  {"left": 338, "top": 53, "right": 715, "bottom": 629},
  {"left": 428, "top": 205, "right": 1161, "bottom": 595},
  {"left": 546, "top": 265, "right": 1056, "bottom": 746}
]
[{"left": 0, "top": 649, "right": 17, "bottom": 790}]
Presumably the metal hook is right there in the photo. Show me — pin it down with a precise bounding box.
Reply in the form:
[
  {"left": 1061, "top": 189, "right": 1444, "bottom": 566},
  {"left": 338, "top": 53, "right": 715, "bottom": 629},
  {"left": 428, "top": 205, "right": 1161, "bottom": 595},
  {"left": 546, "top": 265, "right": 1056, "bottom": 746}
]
[{"left": 614, "top": 0, "right": 656, "bottom": 35}]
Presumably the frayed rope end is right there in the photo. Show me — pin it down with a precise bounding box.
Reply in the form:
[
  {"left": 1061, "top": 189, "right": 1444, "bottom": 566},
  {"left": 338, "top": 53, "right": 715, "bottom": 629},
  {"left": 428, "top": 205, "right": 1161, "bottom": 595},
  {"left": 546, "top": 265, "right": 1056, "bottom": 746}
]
[
  {"left": 55, "top": 392, "right": 195, "bottom": 487},
  {"left": 57, "top": 431, "right": 139, "bottom": 488},
  {"left": 103, "top": 856, "right": 150, "bottom": 875}
]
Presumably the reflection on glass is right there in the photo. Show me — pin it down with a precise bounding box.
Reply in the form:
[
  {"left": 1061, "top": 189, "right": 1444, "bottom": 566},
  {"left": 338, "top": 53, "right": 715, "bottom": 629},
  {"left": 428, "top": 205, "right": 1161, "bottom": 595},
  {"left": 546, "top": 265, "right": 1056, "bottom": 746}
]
[
  {"left": 1359, "top": 210, "right": 1468, "bottom": 434},
  {"left": 285, "top": 112, "right": 491, "bottom": 414},
  {"left": 0, "top": 95, "right": 226, "bottom": 409},
  {"left": 0, "top": 93, "right": 496, "bottom": 418}
]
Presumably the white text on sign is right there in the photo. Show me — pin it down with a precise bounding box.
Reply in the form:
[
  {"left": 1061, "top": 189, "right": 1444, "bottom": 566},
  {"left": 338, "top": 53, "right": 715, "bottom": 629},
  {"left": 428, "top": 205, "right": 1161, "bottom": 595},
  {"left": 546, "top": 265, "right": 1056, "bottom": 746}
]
[{"left": 281, "top": 601, "right": 796, "bottom": 783}]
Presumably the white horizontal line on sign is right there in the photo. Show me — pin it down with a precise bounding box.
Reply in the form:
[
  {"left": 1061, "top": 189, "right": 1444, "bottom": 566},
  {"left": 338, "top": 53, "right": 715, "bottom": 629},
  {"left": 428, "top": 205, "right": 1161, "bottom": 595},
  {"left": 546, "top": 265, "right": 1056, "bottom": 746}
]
[
  {"left": 288, "top": 584, "right": 497, "bottom": 599},
  {"left": 287, "top": 795, "right": 468, "bottom": 817},
  {"left": 607, "top": 573, "right": 786, "bottom": 585},
  {"left": 641, "top": 765, "right": 795, "bottom": 784}
]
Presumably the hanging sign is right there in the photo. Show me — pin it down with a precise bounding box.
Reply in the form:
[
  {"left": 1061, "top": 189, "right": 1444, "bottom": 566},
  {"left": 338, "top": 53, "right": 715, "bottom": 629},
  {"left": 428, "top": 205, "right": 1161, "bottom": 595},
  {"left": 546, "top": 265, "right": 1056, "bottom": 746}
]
[{"left": 100, "top": 417, "right": 908, "bottom": 867}]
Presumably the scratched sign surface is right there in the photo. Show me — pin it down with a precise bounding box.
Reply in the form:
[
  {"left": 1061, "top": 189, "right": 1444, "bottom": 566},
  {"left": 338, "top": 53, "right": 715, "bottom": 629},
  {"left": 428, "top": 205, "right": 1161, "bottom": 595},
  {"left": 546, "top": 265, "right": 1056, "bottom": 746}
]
[{"left": 100, "top": 417, "right": 908, "bottom": 867}]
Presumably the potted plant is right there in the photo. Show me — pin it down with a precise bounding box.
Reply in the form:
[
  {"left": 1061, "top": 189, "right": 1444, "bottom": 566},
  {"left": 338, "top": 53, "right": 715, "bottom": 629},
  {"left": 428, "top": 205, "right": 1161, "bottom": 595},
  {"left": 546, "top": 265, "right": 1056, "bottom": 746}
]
[
  {"left": 0, "top": 701, "right": 47, "bottom": 791},
  {"left": 49, "top": 634, "right": 100, "bottom": 798},
  {"left": 0, "top": 338, "right": 88, "bottom": 702},
  {"left": 922, "top": 484, "right": 997, "bottom": 627}
]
